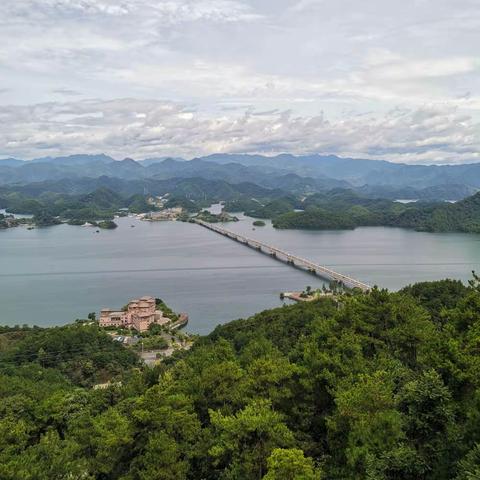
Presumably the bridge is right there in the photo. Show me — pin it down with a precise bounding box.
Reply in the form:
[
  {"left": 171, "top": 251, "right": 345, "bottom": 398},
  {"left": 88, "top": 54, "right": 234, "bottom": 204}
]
[{"left": 195, "top": 220, "right": 372, "bottom": 292}]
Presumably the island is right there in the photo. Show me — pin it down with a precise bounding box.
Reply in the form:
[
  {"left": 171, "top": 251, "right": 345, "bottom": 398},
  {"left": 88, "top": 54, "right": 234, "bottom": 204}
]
[
  {"left": 96, "top": 219, "right": 118, "bottom": 229},
  {"left": 194, "top": 210, "right": 239, "bottom": 223},
  {"left": 252, "top": 220, "right": 266, "bottom": 227}
]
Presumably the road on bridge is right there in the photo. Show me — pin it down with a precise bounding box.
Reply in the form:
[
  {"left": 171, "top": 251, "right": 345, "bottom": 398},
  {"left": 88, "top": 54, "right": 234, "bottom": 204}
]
[{"left": 195, "top": 219, "right": 372, "bottom": 292}]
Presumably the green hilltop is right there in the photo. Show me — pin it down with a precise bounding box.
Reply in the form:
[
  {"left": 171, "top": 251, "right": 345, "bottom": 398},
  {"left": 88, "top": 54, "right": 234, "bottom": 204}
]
[{"left": 2, "top": 278, "right": 480, "bottom": 478}]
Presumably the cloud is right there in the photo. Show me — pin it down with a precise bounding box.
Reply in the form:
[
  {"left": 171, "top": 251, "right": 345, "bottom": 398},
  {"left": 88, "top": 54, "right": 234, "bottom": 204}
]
[
  {"left": 0, "top": 98, "right": 478, "bottom": 164},
  {"left": 289, "top": 0, "right": 326, "bottom": 13},
  {"left": 1, "top": 0, "right": 260, "bottom": 24},
  {"left": 0, "top": 0, "right": 479, "bottom": 164},
  {"left": 52, "top": 88, "right": 83, "bottom": 96},
  {"left": 365, "top": 55, "right": 478, "bottom": 81}
]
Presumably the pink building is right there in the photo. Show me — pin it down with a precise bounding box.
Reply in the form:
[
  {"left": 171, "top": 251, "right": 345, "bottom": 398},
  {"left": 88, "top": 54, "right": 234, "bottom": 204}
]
[{"left": 99, "top": 296, "right": 171, "bottom": 332}]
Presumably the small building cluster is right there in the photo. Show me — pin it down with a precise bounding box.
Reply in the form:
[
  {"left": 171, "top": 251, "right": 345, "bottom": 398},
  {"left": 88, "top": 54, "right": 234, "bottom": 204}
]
[
  {"left": 0, "top": 214, "right": 20, "bottom": 229},
  {"left": 100, "top": 296, "right": 171, "bottom": 332},
  {"left": 143, "top": 207, "right": 183, "bottom": 221}
]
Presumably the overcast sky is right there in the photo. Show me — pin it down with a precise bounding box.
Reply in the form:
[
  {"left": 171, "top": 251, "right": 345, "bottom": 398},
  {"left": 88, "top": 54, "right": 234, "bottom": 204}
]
[{"left": 0, "top": 0, "right": 479, "bottom": 163}]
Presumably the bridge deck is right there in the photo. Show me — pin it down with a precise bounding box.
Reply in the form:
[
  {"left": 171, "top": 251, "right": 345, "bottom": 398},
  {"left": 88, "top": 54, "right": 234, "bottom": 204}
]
[{"left": 195, "top": 220, "right": 371, "bottom": 292}]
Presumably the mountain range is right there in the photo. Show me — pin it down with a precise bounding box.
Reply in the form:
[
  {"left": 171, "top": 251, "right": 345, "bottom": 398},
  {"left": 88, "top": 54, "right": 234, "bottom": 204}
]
[{"left": 1, "top": 153, "right": 480, "bottom": 200}]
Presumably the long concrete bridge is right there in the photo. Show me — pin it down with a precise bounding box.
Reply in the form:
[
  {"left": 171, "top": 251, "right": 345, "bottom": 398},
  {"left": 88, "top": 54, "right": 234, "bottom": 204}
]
[{"left": 195, "top": 220, "right": 372, "bottom": 292}]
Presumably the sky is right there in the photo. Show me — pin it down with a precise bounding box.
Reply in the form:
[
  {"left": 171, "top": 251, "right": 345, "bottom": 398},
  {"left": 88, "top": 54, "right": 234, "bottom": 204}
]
[{"left": 0, "top": 0, "right": 479, "bottom": 163}]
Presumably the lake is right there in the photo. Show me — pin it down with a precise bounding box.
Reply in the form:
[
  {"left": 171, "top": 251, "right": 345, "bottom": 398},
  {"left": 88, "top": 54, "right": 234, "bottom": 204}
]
[{"left": 1, "top": 215, "right": 480, "bottom": 334}]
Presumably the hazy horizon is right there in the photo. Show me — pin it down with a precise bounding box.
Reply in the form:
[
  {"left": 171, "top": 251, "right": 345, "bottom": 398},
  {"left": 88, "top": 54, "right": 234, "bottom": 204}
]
[{"left": 3, "top": 151, "right": 480, "bottom": 167}]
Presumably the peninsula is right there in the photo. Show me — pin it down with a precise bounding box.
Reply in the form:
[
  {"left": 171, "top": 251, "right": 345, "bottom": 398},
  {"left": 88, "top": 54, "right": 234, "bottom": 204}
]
[{"left": 100, "top": 296, "right": 188, "bottom": 332}]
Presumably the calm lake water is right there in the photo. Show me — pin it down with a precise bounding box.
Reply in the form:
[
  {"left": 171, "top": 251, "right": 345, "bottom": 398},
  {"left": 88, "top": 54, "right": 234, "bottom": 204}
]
[{"left": 1, "top": 215, "right": 480, "bottom": 334}]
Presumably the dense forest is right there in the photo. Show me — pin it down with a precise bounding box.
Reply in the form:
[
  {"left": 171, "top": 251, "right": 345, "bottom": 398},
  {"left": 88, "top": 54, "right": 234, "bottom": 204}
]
[
  {"left": 270, "top": 190, "right": 480, "bottom": 233},
  {"left": 4, "top": 180, "right": 480, "bottom": 234},
  {"left": 2, "top": 277, "right": 480, "bottom": 478},
  {"left": 0, "top": 187, "right": 155, "bottom": 226}
]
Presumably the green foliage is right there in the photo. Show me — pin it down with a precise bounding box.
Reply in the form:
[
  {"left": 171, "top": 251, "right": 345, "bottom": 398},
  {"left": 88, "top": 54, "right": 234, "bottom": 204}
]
[
  {"left": 2, "top": 279, "right": 480, "bottom": 478},
  {"left": 127, "top": 194, "right": 155, "bottom": 214},
  {"left": 263, "top": 448, "right": 321, "bottom": 480},
  {"left": 266, "top": 190, "right": 480, "bottom": 233},
  {"left": 32, "top": 211, "right": 62, "bottom": 227},
  {"left": 456, "top": 444, "right": 480, "bottom": 480},
  {"left": 245, "top": 197, "right": 297, "bottom": 219},
  {"left": 395, "top": 193, "right": 480, "bottom": 232},
  {"left": 270, "top": 190, "right": 408, "bottom": 230},
  {"left": 274, "top": 207, "right": 355, "bottom": 230},
  {"left": 218, "top": 189, "right": 480, "bottom": 234},
  {"left": 155, "top": 298, "right": 179, "bottom": 322},
  {"left": 135, "top": 336, "right": 169, "bottom": 351},
  {"left": 224, "top": 198, "right": 261, "bottom": 212},
  {"left": 164, "top": 196, "right": 200, "bottom": 212},
  {"left": 97, "top": 219, "right": 118, "bottom": 229},
  {"left": 0, "top": 324, "right": 140, "bottom": 386},
  {"left": 209, "top": 399, "right": 295, "bottom": 479},
  {"left": 195, "top": 210, "right": 239, "bottom": 223},
  {"left": 0, "top": 187, "right": 153, "bottom": 225}
]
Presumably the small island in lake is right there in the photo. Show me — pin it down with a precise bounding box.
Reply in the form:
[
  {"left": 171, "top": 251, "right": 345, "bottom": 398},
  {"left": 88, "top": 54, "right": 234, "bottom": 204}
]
[
  {"left": 96, "top": 219, "right": 118, "bottom": 229},
  {"left": 195, "top": 210, "right": 239, "bottom": 223}
]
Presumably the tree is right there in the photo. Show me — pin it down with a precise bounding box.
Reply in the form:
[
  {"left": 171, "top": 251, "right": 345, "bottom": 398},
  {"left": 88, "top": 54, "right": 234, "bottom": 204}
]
[
  {"left": 0, "top": 430, "right": 90, "bottom": 480},
  {"left": 88, "top": 408, "right": 135, "bottom": 476},
  {"left": 398, "top": 370, "right": 457, "bottom": 478},
  {"left": 326, "top": 371, "right": 406, "bottom": 479},
  {"left": 209, "top": 399, "right": 294, "bottom": 479},
  {"left": 263, "top": 448, "right": 321, "bottom": 480},
  {"left": 126, "top": 431, "right": 190, "bottom": 480},
  {"left": 456, "top": 444, "right": 480, "bottom": 480}
]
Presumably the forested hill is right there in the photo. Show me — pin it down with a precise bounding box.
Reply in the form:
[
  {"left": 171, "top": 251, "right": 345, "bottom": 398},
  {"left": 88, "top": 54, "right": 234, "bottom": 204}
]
[
  {"left": 272, "top": 190, "right": 480, "bottom": 233},
  {"left": 3, "top": 278, "right": 480, "bottom": 478},
  {"left": 394, "top": 191, "right": 480, "bottom": 232}
]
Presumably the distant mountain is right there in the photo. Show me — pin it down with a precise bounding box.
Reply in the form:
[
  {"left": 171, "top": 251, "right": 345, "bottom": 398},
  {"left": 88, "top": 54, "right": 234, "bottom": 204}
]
[
  {"left": 0, "top": 156, "right": 142, "bottom": 184},
  {"left": 29, "top": 154, "right": 115, "bottom": 165},
  {"left": 146, "top": 158, "right": 283, "bottom": 181},
  {"left": 3, "top": 152, "right": 480, "bottom": 201},
  {"left": 0, "top": 158, "right": 24, "bottom": 167},
  {"left": 140, "top": 157, "right": 185, "bottom": 166},
  {"left": 0, "top": 176, "right": 286, "bottom": 202},
  {"left": 145, "top": 158, "right": 348, "bottom": 193},
  {"left": 356, "top": 183, "right": 478, "bottom": 202},
  {"left": 79, "top": 186, "right": 125, "bottom": 209},
  {"left": 202, "top": 153, "right": 480, "bottom": 190},
  {"left": 0, "top": 156, "right": 348, "bottom": 195}
]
